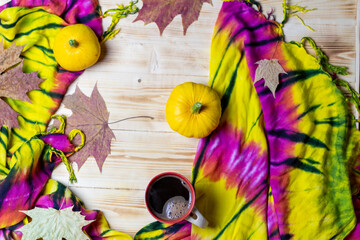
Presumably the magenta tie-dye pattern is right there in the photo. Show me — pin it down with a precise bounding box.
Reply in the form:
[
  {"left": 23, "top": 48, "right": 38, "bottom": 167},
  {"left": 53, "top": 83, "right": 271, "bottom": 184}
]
[
  {"left": 0, "top": 0, "right": 102, "bottom": 37},
  {"left": 0, "top": 135, "right": 61, "bottom": 228},
  {"left": 198, "top": 123, "right": 268, "bottom": 209}
]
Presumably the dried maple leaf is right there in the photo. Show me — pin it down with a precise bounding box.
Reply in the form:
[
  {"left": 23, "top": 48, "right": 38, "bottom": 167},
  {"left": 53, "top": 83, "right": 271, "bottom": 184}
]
[
  {"left": 62, "top": 85, "right": 115, "bottom": 171},
  {"left": 0, "top": 41, "right": 23, "bottom": 72},
  {"left": 254, "top": 59, "right": 287, "bottom": 98},
  {"left": 0, "top": 100, "right": 19, "bottom": 128},
  {"left": 0, "top": 42, "right": 43, "bottom": 128},
  {"left": 0, "top": 62, "right": 42, "bottom": 102},
  {"left": 134, "top": 0, "right": 212, "bottom": 35},
  {"left": 18, "top": 206, "right": 94, "bottom": 240}
]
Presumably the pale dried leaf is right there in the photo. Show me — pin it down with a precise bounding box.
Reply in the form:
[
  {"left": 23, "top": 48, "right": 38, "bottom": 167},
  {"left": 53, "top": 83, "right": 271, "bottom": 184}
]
[
  {"left": 18, "top": 206, "right": 94, "bottom": 240},
  {"left": 254, "top": 59, "right": 287, "bottom": 98}
]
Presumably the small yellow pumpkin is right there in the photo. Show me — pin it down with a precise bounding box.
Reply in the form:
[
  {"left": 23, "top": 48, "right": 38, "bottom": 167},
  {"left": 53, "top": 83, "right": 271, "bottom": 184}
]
[
  {"left": 165, "top": 82, "right": 222, "bottom": 138},
  {"left": 53, "top": 24, "right": 101, "bottom": 71}
]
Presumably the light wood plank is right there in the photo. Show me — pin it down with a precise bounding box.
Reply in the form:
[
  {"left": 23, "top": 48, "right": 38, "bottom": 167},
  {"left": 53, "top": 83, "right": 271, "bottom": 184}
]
[{"left": 52, "top": 130, "right": 197, "bottom": 189}]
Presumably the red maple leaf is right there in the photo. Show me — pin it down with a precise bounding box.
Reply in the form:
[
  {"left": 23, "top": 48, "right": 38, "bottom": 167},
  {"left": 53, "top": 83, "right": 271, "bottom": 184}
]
[
  {"left": 62, "top": 85, "right": 115, "bottom": 171},
  {"left": 134, "top": 0, "right": 212, "bottom": 35}
]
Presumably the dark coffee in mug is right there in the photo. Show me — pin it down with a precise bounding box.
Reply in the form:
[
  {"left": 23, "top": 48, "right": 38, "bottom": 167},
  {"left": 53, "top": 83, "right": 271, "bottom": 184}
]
[{"left": 146, "top": 175, "right": 192, "bottom": 220}]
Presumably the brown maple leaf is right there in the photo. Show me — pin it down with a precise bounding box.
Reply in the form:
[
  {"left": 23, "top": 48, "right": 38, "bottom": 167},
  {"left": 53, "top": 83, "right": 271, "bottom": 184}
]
[
  {"left": 0, "top": 62, "right": 42, "bottom": 102},
  {"left": 0, "top": 100, "right": 19, "bottom": 129},
  {"left": 0, "top": 41, "right": 23, "bottom": 72},
  {"left": 62, "top": 85, "right": 115, "bottom": 171},
  {"left": 0, "top": 42, "right": 43, "bottom": 128},
  {"left": 134, "top": 0, "right": 212, "bottom": 35}
]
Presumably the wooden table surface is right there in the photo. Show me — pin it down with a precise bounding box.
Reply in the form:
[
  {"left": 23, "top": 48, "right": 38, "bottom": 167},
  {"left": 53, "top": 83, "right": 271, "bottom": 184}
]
[{"left": 49, "top": 0, "right": 359, "bottom": 237}]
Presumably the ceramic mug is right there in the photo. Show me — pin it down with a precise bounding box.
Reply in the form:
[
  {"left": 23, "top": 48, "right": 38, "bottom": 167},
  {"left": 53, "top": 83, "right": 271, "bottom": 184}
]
[{"left": 145, "top": 172, "right": 208, "bottom": 228}]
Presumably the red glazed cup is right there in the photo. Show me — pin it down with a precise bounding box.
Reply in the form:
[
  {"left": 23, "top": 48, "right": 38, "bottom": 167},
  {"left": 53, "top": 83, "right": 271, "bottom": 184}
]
[{"left": 145, "top": 172, "right": 208, "bottom": 228}]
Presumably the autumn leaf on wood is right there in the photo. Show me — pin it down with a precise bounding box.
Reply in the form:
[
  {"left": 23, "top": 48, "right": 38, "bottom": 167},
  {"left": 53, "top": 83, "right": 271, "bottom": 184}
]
[
  {"left": 254, "top": 59, "right": 287, "bottom": 98},
  {"left": 134, "top": 0, "right": 212, "bottom": 35},
  {"left": 0, "top": 42, "right": 43, "bottom": 128},
  {"left": 18, "top": 206, "right": 93, "bottom": 240},
  {"left": 62, "top": 85, "right": 115, "bottom": 171}
]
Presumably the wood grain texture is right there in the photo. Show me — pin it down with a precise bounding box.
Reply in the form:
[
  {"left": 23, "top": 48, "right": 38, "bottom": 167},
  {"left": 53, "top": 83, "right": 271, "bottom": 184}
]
[{"left": 50, "top": 0, "right": 358, "bottom": 237}]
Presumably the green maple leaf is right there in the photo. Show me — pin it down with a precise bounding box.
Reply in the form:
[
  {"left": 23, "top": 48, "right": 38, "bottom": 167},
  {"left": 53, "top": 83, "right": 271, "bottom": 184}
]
[
  {"left": 134, "top": 0, "right": 212, "bottom": 35},
  {"left": 254, "top": 59, "right": 287, "bottom": 98},
  {"left": 18, "top": 206, "right": 94, "bottom": 240}
]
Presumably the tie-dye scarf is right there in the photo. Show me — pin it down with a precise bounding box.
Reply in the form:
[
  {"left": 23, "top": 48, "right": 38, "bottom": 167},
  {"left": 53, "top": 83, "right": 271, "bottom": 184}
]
[
  {"left": 135, "top": 1, "right": 360, "bottom": 239},
  {"left": 0, "top": 130, "right": 131, "bottom": 239},
  {"left": 0, "top": 0, "right": 131, "bottom": 239},
  {"left": 0, "top": 0, "right": 102, "bottom": 153}
]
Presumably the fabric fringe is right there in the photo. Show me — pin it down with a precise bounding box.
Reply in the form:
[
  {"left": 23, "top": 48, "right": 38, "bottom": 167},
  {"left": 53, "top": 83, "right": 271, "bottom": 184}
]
[
  {"left": 301, "top": 37, "right": 360, "bottom": 117},
  {"left": 100, "top": 0, "right": 139, "bottom": 43},
  {"left": 43, "top": 115, "right": 86, "bottom": 183},
  {"left": 281, "top": 0, "right": 316, "bottom": 31}
]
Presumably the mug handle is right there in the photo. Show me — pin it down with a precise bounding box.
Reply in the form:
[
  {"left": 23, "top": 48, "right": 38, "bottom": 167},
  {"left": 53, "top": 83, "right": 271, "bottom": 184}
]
[{"left": 185, "top": 206, "right": 208, "bottom": 228}]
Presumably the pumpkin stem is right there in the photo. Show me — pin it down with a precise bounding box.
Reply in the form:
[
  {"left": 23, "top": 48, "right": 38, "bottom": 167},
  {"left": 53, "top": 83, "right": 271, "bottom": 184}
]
[
  {"left": 69, "top": 39, "right": 78, "bottom": 48},
  {"left": 191, "top": 102, "right": 202, "bottom": 114}
]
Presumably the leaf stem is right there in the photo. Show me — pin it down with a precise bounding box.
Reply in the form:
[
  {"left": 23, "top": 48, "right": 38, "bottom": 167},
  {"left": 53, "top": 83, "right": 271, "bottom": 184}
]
[{"left": 107, "top": 116, "right": 154, "bottom": 125}]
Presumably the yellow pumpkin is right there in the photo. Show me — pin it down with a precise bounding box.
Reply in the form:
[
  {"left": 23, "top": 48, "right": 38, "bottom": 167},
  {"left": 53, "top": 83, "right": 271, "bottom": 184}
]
[
  {"left": 53, "top": 24, "right": 101, "bottom": 71},
  {"left": 165, "top": 82, "right": 222, "bottom": 138}
]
